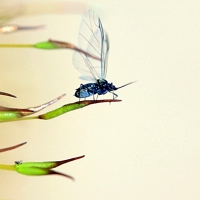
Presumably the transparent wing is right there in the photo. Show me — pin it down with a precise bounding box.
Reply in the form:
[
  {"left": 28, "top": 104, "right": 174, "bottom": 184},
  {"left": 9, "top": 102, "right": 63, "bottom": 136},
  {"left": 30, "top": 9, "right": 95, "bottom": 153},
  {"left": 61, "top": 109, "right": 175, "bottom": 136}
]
[{"left": 73, "top": 9, "right": 109, "bottom": 81}]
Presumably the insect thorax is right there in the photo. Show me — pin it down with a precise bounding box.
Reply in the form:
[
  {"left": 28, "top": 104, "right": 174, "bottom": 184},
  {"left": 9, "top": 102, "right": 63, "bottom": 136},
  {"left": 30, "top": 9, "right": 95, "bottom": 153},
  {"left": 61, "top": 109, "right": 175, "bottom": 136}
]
[{"left": 96, "top": 79, "right": 117, "bottom": 94}]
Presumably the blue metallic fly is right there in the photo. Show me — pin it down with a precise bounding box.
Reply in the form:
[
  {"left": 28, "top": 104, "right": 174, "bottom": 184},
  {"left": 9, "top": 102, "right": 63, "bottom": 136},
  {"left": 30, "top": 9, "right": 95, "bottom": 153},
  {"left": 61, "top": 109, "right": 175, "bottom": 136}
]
[{"left": 73, "top": 10, "right": 133, "bottom": 99}]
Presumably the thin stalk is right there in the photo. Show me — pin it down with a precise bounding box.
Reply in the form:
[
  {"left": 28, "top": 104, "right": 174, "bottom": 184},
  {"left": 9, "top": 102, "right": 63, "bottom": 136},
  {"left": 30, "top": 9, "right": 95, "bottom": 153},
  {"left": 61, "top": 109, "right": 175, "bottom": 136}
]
[
  {"left": 0, "top": 164, "right": 15, "bottom": 171},
  {"left": 0, "top": 44, "right": 34, "bottom": 48},
  {"left": 0, "top": 116, "right": 38, "bottom": 123}
]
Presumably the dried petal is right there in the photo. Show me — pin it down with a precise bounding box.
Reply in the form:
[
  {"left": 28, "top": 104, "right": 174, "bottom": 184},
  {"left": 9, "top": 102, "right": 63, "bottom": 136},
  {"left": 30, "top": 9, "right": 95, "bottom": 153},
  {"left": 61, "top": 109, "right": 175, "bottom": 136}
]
[
  {"left": 0, "top": 91, "right": 16, "bottom": 98},
  {"left": 0, "top": 142, "right": 27, "bottom": 153}
]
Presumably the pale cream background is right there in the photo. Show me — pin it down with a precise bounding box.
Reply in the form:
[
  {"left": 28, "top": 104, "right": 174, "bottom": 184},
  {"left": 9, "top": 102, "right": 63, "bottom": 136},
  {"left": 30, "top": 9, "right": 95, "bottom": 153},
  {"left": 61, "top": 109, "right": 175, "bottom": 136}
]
[{"left": 1, "top": 0, "right": 200, "bottom": 200}]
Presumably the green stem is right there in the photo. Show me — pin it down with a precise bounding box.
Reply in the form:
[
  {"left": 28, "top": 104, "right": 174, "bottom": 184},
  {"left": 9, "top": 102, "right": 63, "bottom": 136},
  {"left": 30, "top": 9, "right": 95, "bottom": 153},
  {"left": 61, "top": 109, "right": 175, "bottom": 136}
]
[
  {"left": 0, "top": 116, "right": 38, "bottom": 123},
  {"left": 0, "top": 44, "right": 34, "bottom": 48},
  {"left": 0, "top": 164, "right": 15, "bottom": 171},
  {"left": 0, "top": 99, "right": 121, "bottom": 122},
  {"left": 0, "top": 41, "right": 59, "bottom": 49}
]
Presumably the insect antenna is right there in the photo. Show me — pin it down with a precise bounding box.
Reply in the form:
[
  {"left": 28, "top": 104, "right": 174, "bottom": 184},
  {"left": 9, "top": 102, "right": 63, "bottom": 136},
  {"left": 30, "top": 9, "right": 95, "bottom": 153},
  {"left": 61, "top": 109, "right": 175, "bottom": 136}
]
[{"left": 116, "top": 81, "right": 137, "bottom": 90}]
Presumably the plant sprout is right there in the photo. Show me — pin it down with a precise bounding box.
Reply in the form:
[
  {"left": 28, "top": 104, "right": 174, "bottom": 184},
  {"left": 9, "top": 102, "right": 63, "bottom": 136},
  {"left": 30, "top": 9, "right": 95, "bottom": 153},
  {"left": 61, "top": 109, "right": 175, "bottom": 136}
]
[
  {"left": 0, "top": 39, "right": 100, "bottom": 60},
  {"left": 0, "top": 93, "right": 65, "bottom": 122},
  {"left": 0, "top": 91, "right": 121, "bottom": 122},
  {"left": 0, "top": 142, "right": 84, "bottom": 180},
  {"left": 0, "top": 155, "right": 85, "bottom": 180}
]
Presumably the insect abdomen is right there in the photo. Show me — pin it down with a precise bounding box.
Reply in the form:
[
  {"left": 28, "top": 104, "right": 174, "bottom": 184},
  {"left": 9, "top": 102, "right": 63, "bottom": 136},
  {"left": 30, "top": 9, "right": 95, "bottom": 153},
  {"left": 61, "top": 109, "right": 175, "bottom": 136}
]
[{"left": 75, "top": 83, "right": 97, "bottom": 98}]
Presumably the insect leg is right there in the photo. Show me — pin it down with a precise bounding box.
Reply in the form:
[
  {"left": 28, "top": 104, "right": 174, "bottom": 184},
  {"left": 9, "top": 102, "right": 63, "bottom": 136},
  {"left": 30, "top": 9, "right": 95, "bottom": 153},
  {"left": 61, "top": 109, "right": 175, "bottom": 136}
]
[
  {"left": 92, "top": 93, "right": 97, "bottom": 101},
  {"left": 109, "top": 91, "right": 118, "bottom": 99}
]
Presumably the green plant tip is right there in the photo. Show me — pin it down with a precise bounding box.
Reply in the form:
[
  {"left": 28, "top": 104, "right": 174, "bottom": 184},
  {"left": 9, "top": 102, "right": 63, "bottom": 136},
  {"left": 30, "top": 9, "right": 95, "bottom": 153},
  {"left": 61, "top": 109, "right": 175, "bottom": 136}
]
[{"left": 34, "top": 41, "right": 59, "bottom": 49}]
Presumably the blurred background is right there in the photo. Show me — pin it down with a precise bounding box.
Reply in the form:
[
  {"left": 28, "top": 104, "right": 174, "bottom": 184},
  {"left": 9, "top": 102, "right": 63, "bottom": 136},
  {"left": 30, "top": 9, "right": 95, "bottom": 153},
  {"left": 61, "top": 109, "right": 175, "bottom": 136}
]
[{"left": 0, "top": 0, "right": 200, "bottom": 199}]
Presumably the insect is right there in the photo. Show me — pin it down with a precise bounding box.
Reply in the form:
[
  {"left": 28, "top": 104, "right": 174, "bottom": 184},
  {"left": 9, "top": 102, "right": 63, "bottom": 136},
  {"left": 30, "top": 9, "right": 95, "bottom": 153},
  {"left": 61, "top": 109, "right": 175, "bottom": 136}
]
[
  {"left": 73, "top": 10, "right": 133, "bottom": 99},
  {"left": 15, "top": 160, "right": 23, "bottom": 165}
]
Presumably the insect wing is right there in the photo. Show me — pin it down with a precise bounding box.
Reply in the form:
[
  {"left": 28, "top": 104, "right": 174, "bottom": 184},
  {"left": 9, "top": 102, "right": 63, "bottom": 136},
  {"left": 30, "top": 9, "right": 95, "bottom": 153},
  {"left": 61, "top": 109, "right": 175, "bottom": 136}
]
[
  {"left": 73, "top": 10, "right": 109, "bottom": 81},
  {"left": 99, "top": 19, "right": 109, "bottom": 79}
]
